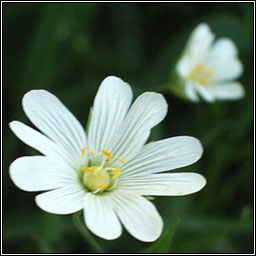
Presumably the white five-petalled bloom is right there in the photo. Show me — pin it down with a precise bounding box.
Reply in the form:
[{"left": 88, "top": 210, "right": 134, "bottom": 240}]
[
  {"left": 9, "top": 76, "right": 206, "bottom": 242},
  {"left": 176, "top": 23, "right": 244, "bottom": 102}
]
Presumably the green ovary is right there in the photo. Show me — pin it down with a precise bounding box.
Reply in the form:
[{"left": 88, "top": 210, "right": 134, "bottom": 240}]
[{"left": 83, "top": 166, "right": 110, "bottom": 191}]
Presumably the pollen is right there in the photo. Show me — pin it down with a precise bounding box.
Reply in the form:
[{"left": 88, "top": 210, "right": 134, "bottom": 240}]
[
  {"left": 81, "top": 147, "right": 87, "bottom": 158},
  {"left": 96, "top": 184, "right": 107, "bottom": 189},
  {"left": 101, "top": 149, "right": 112, "bottom": 162},
  {"left": 178, "top": 192, "right": 183, "bottom": 195},
  {"left": 90, "top": 150, "right": 95, "bottom": 156},
  {"left": 186, "top": 64, "right": 213, "bottom": 86},
  {"left": 111, "top": 167, "right": 121, "bottom": 175},
  {"left": 117, "top": 157, "right": 126, "bottom": 164},
  {"left": 81, "top": 167, "right": 92, "bottom": 172},
  {"left": 112, "top": 171, "right": 121, "bottom": 180}
]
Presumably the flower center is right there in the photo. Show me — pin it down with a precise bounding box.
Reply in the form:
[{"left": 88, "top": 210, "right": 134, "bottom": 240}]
[
  {"left": 186, "top": 64, "right": 213, "bottom": 86},
  {"left": 82, "top": 166, "right": 110, "bottom": 191},
  {"left": 80, "top": 148, "right": 125, "bottom": 193}
]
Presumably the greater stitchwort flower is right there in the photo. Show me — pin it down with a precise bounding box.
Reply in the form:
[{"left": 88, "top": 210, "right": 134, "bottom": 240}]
[
  {"left": 176, "top": 23, "right": 244, "bottom": 102},
  {"left": 9, "top": 76, "right": 206, "bottom": 242}
]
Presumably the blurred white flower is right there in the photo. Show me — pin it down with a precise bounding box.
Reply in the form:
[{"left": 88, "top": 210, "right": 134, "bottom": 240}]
[
  {"left": 176, "top": 23, "right": 244, "bottom": 102},
  {"left": 9, "top": 76, "right": 206, "bottom": 242}
]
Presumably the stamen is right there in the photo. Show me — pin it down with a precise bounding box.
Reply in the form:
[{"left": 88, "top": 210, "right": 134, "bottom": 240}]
[
  {"left": 101, "top": 149, "right": 112, "bottom": 162},
  {"left": 186, "top": 64, "right": 213, "bottom": 86},
  {"left": 112, "top": 171, "right": 121, "bottom": 180},
  {"left": 117, "top": 157, "right": 126, "bottom": 164},
  {"left": 90, "top": 150, "right": 95, "bottom": 156},
  {"left": 96, "top": 155, "right": 108, "bottom": 173},
  {"left": 81, "top": 147, "right": 87, "bottom": 158},
  {"left": 111, "top": 168, "right": 121, "bottom": 175},
  {"left": 96, "top": 184, "right": 107, "bottom": 189},
  {"left": 81, "top": 167, "right": 92, "bottom": 172},
  {"left": 103, "top": 167, "right": 116, "bottom": 172}
]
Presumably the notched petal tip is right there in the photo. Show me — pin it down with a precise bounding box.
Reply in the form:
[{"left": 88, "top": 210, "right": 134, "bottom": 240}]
[
  {"left": 97, "top": 75, "right": 133, "bottom": 101},
  {"left": 100, "top": 76, "right": 132, "bottom": 92}
]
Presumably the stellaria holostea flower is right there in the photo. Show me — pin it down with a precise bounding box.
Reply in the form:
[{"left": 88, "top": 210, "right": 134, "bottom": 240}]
[
  {"left": 9, "top": 76, "right": 206, "bottom": 242},
  {"left": 176, "top": 23, "right": 244, "bottom": 102}
]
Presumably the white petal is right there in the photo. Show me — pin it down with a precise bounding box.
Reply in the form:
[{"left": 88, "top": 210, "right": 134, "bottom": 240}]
[
  {"left": 110, "top": 92, "right": 168, "bottom": 163},
  {"left": 206, "top": 38, "right": 238, "bottom": 60},
  {"left": 88, "top": 76, "right": 132, "bottom": 154},
  {"left": 9, "top": 121, "right": 76, "bottom": 167},
  {"left": 22, "top": 90, "right": 87, "bottom": 158},
  {"left": 184, "top": 82, "right": 199, "bottom": 102},
  {"left": 185, "top": 23, "right": 215, "bottom": 64},
  {"left": 121, "top": 136, "right": 203, "bottom": 178},
  {"left": 176, "top": 56, "right": 192, "bottom": 77},
  {"left": 83, "top": 193, "right": 122, "bottom": 240},
  {"left": 207, "top": 82, "right": 245, "bottom": 100},
  {"left": 205, "top": 39, "right": 243, "bottom": 82},
  {"left": 118, "top": 173, "right": 206, "bottom": 196},
  {"left": 194, "top": 84, "right": 215, "bottom": 103},
  {"left": 209, "top": 58, "right": 243, "bottom": 82},
  {"left": 35, "top": 184, "right": 86, "bottom": 214},
  {"left": 109, "top": 191, "right": 163, "bottom": 242},
  {"left": 9, "top": 156, "right": 78, "bottom": 192}
]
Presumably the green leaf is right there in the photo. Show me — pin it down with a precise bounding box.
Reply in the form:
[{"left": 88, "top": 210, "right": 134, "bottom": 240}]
[{"left": 144, "top": 218, "right": 180, "bottom": 253}]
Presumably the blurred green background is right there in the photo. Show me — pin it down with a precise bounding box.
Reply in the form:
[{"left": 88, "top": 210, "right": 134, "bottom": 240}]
[{"left": 3, "top": 2, "right": 254, "bottom": 254}]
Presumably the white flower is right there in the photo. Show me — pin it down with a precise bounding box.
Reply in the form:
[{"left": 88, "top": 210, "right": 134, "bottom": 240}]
[
  {"left": 176, "top": 23, "right": 244, "bottom": 102},
  {"left": 9, "top": 76, "right": 206, "bottom": 242}
]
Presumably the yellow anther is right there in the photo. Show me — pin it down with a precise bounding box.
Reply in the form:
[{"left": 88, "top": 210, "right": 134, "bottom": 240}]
[
  {"left": 101, "top": 149, "right": 112, "bottom": 162},
  {"left": 97, "top": 173, "right": 104, "bottom": 180},
  {"left": 96, "top": 184, "right": 107, "bottom": 189},
  {"left": 81, "top": 147, "right": 87, "bottom": 158},
  {"left": 81, "top": 167, "right": 92, "bottom": 172},
  {"left": 90, "top": 150, "right": 95, "bottom": 156},
  {"left": 117, "top": 157, "right": 126, "bottom": 164},
  {"left": 111, "top": 167, "right": 121, "bottom": 175},
  {"left": 178, "top": 192, "right": 183, "bottom": 195},
  {"left": 186, "top": 64, "right": 213, "bottom": 86},
  {"left": 112, "top": 171, "right": 121, "bottom": 180}
]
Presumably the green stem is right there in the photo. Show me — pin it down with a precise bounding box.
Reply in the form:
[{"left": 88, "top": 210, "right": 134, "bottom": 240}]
[{"left": 72, "top": 211, "right": 104, "bottom": 253}]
